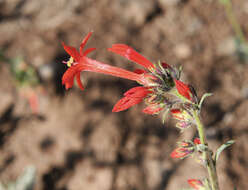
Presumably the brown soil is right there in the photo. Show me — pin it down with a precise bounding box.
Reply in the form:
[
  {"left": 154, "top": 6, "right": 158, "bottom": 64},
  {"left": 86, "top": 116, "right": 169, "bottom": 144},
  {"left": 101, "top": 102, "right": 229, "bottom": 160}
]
[{"left": 0, "top": 0, "right": 248, "bottom": 189}]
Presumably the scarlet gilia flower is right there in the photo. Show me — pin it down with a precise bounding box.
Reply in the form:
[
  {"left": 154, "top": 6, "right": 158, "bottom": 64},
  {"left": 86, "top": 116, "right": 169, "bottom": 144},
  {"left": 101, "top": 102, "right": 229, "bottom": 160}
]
[
  {"left": 187, "top": 179, "right": 205, "bottom": 190},
  {"left": 171, "top": 138, "right": 200, "bottom": 159},
  {"left": 62, "top": 32, "right": 151, "bottom": 91},
  {"left": 62, "top": 32, "right": 186, "bottom": 114}
]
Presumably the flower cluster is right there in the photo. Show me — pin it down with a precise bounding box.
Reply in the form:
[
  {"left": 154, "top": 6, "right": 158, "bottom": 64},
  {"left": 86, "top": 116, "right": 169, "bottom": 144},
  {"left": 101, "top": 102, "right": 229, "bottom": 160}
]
[
  {"left": 61, "top": 32, "right": 198, "bottom": 117},
  {"left": 61, "top": 32, "right": 218, "bottom": 190},
  {"left": 170, "top": 138, "right": 201, "bottom": 159}
]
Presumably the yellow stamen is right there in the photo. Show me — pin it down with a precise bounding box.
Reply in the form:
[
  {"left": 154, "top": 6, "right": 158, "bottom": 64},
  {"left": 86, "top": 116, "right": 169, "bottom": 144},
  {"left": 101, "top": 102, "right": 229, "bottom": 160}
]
[{"left": 67, "top": 57, "right": 74, "bottom": 67}]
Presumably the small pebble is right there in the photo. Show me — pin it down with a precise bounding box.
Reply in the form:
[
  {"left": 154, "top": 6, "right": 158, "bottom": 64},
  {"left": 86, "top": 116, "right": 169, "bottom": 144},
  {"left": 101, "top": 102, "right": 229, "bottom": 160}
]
[
  {"left": 38, "top": 63, "right": 54, "bottom": 81},
  {"left": 217, "top": 37, "right": 236, "bottom": 56},
  {"left": 173, "top": 43, "right": 192, "bottom": 59}
]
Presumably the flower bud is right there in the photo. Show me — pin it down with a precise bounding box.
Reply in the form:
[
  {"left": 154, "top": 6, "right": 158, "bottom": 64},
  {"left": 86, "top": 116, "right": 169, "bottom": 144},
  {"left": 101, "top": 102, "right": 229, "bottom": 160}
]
[
  {"left": 187, "top": 179, "right": 205, "bottom": 190},
  {"left": 171, "top": 109, "right": 194, "bottom": 130},
  {"left": 171, "top": 138, "right": 201, "bottom": 159},
  {"left": 171, "top": 109, "right": 192, "bottom": 121},
  {"left": 194, "top": 138, "right": 201, "bottom": 145},
  {"left": 171, "top": 140, "right": 195, "bottom": 159}
]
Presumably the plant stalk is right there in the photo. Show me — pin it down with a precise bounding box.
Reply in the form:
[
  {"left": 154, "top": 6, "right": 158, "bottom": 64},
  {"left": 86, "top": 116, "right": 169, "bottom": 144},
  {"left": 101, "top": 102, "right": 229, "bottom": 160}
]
[
  {"left": 223, "top": 0, "right": 247, "bottom": 44},
  {"left": 193, "top": 110, "right": 220, "bottom": 190}
]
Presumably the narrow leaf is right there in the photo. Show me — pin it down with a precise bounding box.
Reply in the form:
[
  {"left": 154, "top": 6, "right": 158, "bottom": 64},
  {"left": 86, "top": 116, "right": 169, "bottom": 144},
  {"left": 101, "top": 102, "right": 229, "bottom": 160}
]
[
  {"left": 199, "top": 93, "right": 212, "bottom": 109},
  {"left": 215, "top": 140, "right": 235, "bottom": 162}
]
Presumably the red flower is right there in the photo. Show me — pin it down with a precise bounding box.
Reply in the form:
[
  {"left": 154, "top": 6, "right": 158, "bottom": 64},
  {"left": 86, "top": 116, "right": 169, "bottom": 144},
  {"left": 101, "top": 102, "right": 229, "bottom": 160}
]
[
  {"left": 187, "top": 179, "right": 204, "bottom": 190},
  {"left": 62, "top": 32, "right": 159, "bottom": 112},
  {"left": 62, "top": 32, "right": 150, "bottom": 91}
]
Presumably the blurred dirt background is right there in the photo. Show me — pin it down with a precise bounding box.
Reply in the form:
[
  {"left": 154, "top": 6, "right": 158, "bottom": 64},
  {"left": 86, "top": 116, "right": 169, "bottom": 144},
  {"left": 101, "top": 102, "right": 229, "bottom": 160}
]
[{"left": 0, "top": 0, "right": 248, "bottom": 189}]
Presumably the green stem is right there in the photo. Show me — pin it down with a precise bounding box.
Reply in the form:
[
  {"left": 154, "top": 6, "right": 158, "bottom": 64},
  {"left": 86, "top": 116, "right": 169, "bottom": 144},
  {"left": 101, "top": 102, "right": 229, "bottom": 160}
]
[
  {"left": 193, "top": 110, "right": 220, "bottom": 190},
  {"left": 223, "top": 0, "right": 247, "bottom": 44}
]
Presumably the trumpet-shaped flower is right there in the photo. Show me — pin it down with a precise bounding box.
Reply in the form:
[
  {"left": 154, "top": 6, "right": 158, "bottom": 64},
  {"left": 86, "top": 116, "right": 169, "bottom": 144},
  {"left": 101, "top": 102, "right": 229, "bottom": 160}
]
[{"left": 62, "top": 32, "right": 151, "bottom": 91}]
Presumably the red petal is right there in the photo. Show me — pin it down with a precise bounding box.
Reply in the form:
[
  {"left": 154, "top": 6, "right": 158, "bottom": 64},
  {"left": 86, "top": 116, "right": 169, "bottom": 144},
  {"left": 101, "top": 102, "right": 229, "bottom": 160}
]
[
  {"left": 124, "top": 86, "right": 150, "bottom": 98},
  {"left": 112, "top": 86, "right": 149, "bottom": 112},
  {"left": 80, "top": 32, "right": 93, "bottom": 55},
  {"left": 112, "top": 96, "right": 143, "bottom": 112},
  {"left": 133, "top": 69, "right": 147, "bottom": 74},
  {"left": 175, "top": 80, "right": 191, "bottom": 100},
  {"left": 62, "top": 42, "right": 81, "bottom": 62},
  {"left": 76, "top": 73, "right": 84, "bottom": 91},
  {"left": 170, "top": 109, "right": 181, "bottom": 114},
  {"left": 83, "top": 48, "right": 96, "bottom": 56},
  {"left": 108, "top": 44, "right": 155, "bottom": 70},
  {"left": 62, "top": 66, "right": 77, "bottom": 90}
]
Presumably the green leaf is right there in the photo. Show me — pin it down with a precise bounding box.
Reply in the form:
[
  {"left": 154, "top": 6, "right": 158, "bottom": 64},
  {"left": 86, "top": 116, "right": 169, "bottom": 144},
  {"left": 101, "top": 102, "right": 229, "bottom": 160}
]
[
  {"left": 198, "top": 93, "right": 213, "bottom": 109},
  {"left": 215, "top": 140, "right": 235, "bottom": 162}
]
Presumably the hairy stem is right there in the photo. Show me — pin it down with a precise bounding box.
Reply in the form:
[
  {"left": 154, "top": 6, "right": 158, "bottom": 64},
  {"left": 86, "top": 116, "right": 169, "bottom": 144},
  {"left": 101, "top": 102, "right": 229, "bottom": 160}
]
[{"left": 193, "top": 110, "right": 220, "bottom": 190}]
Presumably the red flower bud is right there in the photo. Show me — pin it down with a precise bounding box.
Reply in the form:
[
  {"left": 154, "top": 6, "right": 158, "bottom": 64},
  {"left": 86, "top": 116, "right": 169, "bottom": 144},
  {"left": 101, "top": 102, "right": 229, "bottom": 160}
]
[
  {"left": 194, "top": 138, "right": 201, "bottom": 145},
  {"left": 171, "top": 140, "right": 195, "bottom": 159},
  {"left": 174, "top": 80, "right": 192, "bottom": 101},
  {"left": 187, "top": 179, "right": 204, "bottom": 190}
]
